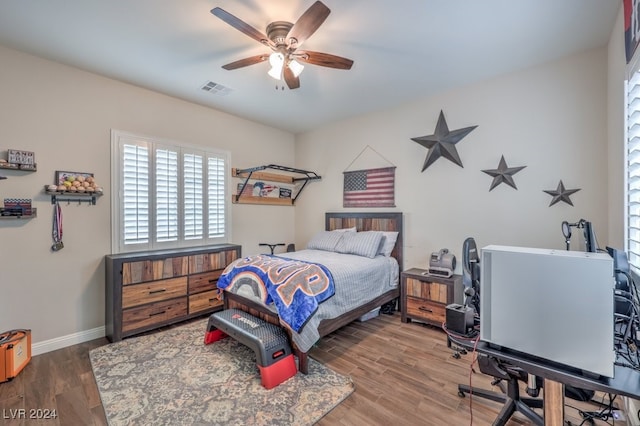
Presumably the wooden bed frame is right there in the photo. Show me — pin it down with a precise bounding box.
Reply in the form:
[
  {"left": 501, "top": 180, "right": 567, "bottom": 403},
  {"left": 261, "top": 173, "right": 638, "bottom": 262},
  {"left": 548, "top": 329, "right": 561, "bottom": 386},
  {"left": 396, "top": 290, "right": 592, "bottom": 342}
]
[{"left": 224, "top": 211, "right": 404, "bottom": 374}]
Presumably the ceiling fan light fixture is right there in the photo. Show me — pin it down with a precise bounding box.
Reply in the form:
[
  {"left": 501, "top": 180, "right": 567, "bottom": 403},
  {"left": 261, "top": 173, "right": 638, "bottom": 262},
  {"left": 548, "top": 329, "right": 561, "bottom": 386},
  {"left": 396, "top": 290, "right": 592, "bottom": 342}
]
[
  {"left": 267, "top": 66, "right": 282, "bottom": 80},
  {"left": 288, "top": 59, "right": 304, "bottom": 77},
  {"left": 213, "top": 2, "right": 354, "bottom": 89},
  {"left": 268, "top": 52, "right": 284, "bottom": 80}
]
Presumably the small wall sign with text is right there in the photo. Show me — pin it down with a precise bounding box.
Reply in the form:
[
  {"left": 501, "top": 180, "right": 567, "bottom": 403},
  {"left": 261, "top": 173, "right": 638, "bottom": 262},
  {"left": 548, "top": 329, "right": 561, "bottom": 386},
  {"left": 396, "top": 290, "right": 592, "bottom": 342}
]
[{"left": 8, "top": 149, "right": 35, "bottom": 165}]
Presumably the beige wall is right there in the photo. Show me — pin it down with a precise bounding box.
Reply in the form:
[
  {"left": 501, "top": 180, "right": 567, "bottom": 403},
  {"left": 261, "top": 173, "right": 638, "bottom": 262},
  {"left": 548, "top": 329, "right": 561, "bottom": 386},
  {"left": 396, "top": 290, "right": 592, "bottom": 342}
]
[
  {"left": 0, "top": 45, "right": 295, "bottom": 351},
  {"left": 295, "top": 47, "right": 610, "bottom": 271},
  {"left": 607, "top": 4, "right": 627, "bottom": 250}
]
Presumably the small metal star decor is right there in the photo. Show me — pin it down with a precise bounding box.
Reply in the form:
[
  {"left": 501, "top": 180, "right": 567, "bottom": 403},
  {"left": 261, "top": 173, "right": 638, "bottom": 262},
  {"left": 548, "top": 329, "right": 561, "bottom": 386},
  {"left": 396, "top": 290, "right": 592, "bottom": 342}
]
[
  {"left": 543, "top": 180, "right": 581, "bottom": 206},
  {"left": 411, "top": 110, "right": 477, "bottom": 172},
  {"left": 481, "top": 155, "right": 526, "bottom": 191}
]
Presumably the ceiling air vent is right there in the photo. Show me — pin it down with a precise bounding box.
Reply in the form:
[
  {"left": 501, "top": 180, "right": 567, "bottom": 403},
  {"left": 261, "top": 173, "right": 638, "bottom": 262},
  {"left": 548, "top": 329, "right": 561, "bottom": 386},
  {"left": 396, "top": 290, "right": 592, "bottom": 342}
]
[{"left": 200, "top": 81, "right": 232, "bottom": 96}]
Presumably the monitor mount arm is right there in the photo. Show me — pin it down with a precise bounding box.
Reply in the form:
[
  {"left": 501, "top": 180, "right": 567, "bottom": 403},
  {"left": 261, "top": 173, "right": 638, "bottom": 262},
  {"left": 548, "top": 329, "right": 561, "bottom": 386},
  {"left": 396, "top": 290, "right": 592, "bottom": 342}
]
[{"left": 561, "top": 219, "right": 588, "bottom": 251}]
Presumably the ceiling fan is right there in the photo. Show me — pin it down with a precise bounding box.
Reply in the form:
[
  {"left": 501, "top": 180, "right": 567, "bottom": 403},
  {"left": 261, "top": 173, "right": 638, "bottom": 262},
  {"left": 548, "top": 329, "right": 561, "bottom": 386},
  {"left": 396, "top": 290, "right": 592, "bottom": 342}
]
[{"left": 211, "top": 1, "right": 354, "bottom": 90}]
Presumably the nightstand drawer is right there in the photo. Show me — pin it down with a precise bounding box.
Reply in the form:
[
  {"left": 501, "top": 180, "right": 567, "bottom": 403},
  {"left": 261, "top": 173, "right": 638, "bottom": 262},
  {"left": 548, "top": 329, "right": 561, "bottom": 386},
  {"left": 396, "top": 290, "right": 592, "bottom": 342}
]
[
  {"left": 189, "top": 290, "right": 223, "bottom": 314},
  {"left": 122, "top": 277, "right": 188, "bottom": 309},
  {"left": 122, "top": 298, "right": 188, "bottom": 332},
  {"left": 406, "top": 297, "right": 446, "bottom": 323},
  {"left": 405, "top": 278, "right": 448, "bottom": 304},
  {"left": 400, "top": 269, "right": 462, "bottom": 327}
]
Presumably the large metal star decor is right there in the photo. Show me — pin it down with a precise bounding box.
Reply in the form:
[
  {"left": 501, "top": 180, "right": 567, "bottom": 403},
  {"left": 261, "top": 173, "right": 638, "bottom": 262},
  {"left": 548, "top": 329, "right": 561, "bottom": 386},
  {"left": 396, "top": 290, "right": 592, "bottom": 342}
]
[
  {"left": 543, "top": 180, "right": 581, "bottom": 206},
  {"left": 481, "top": 155, "right": 526, "bottom": 191},
  {"left": 411, "top": 110, "right": 478, "bottom": 172}
]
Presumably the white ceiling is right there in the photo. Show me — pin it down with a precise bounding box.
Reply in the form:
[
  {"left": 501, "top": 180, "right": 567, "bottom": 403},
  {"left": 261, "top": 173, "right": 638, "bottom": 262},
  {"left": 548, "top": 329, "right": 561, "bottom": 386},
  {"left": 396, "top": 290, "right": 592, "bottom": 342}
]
[{"left": 0, "top": 1, "right": 620, "bottom": 134}]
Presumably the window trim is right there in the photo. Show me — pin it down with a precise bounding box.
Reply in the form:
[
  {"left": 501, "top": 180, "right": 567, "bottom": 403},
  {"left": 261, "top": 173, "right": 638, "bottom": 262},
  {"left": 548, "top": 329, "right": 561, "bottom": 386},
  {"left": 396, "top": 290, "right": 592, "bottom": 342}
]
[{"left": 110, "top": 129, "right": 231, "bottom": 254}]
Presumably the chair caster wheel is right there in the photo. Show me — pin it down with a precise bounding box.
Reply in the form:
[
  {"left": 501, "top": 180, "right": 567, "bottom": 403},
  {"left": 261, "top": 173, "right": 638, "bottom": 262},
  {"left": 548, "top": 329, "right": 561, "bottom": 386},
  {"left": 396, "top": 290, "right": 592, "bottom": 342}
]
[
  {"left": 458, "top": 391, "right": 466, "bottom": 398},
  {"left": 452, "top": 352, "right": 461, "bottom": 359}
]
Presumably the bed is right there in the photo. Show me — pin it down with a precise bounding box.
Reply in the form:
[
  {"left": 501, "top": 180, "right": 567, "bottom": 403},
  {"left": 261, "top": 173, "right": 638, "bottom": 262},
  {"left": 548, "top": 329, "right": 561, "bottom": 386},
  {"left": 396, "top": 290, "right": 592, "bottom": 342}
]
[{"left": 220, "top": 212, "right": 403, "bottom": 374}]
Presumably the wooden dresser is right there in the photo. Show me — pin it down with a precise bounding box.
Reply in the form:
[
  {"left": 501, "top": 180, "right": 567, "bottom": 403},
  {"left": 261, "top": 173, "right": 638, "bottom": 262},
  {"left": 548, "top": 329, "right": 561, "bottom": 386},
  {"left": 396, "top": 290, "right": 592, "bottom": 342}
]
[
  {"left": 105, "top": 244, "right": 241, "bottom": 342},
  {"left": 400, "top": 268, "right": 462, "bottom": 328}
]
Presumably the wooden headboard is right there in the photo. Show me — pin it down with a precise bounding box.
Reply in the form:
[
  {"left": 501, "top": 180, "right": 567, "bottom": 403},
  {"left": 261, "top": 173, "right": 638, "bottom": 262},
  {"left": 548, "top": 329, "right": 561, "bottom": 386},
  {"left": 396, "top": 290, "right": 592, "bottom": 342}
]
[{"left": 325, "top": 212, "right": 403, "bottom": 271}]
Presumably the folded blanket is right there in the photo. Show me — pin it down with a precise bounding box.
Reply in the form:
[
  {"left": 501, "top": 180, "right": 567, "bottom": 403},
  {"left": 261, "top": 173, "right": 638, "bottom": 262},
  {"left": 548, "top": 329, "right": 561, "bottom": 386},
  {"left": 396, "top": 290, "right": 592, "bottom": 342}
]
[{"left": 217, "top": 255, "right": 335, "bottom": 332}]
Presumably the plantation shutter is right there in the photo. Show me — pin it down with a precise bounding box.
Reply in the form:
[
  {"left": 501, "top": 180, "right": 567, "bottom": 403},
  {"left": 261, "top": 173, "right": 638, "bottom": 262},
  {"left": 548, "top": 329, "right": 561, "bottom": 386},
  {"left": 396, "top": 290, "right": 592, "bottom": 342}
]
[
  {"left": 156, "top": 147, "right": 179, "bottom": 242},
  {"left": 627, "top": 71, "right": 640, "bottom": 270},
  {"left": 122, "top": 143, "right": 150, "bottom": 246},
  {"left": 208, "top": 156, "right": 226, "bottom": 238},
  {"left": 112, "top": 130, "right": 229, "bottom": 254},
  {"left": 184, "top": 152, "right": 204, "bottom": 240}
]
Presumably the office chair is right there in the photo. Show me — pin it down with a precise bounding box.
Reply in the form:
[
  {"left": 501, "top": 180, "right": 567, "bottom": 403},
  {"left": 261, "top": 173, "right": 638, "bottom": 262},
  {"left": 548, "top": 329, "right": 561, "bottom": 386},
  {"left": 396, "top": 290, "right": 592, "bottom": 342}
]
[{"left": 462, "top": 237, "right": 480, "bottom": 318}]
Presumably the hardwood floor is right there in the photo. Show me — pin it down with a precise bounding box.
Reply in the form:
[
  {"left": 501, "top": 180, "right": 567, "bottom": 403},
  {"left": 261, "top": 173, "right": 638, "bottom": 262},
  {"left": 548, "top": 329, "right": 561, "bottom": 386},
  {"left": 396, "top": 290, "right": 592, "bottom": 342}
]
[
  {"left": 0, "top": 337, "right": 108, "bottom": 426},
  {"left": 0, "top": 312, "right": 626, "bottom": 425},
  {"left": 314, "top": 314, "right": 626, "bottom": 426}
]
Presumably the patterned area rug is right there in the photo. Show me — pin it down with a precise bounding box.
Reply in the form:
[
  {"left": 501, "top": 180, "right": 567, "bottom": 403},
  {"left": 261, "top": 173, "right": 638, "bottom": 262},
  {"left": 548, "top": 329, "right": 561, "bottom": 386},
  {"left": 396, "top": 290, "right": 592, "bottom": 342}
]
[{"left": 90, "top": 319, "right": 354, "bottom": 425}]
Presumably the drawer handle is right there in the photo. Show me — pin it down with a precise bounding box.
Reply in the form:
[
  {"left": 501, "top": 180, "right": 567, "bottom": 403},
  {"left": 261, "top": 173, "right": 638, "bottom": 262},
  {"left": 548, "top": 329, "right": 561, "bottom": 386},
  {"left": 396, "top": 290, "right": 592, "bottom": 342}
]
[
  {"left": 418, "top": 306, "right": 433, "bottom": 313},
  {"left": 149, "top": 310, "right": 166, "bottom": 317},
  {"left": 208, "top": 298, "right": 216, "bottom": 302},
  {"left": 149, "top": 288, "right": 167, "bottom": 295},
  {"left": 208, "top": 279, "right": 217, "bottom": 283}
]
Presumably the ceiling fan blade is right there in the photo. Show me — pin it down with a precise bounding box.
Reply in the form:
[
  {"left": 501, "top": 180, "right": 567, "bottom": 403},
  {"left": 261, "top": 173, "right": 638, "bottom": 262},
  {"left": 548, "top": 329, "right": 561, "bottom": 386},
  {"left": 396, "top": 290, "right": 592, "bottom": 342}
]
[
  {"left": 283, "top": 67, "right": 300, "bottom": 90},
  {"left": 296, "top": 51, "right": 353, "bottom": 70},
  {"left": 222, "top": 55, "right": 269, "bottom": 70},
  {"left": 211, "top": 7, "right": 273, "bottom": 48},
  {"left": 286, "top": 1, "right": 330, "bottom": 49}
]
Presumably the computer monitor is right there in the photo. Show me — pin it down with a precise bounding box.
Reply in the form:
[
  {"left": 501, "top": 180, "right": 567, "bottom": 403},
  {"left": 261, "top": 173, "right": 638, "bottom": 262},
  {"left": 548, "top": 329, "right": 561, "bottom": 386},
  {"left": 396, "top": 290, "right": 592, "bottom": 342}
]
[{"left": 583, "top": 221, "right": 598, "bottom": 253}]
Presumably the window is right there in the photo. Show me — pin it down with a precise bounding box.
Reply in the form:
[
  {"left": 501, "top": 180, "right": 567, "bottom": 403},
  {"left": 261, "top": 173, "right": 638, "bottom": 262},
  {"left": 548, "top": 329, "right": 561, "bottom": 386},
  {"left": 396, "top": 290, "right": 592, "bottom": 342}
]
[
  {"left": 111, "top": 130, "right": 230, "bottom": 253},
  {"left": 627, "top": 70, "right": 640, "bottom": 271}
]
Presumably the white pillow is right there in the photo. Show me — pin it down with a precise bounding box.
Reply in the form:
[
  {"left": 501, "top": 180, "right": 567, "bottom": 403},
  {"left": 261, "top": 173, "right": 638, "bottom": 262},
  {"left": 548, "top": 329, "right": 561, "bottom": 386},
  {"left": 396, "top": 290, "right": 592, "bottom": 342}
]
[
  {"left": 377, "top": 231, "right": 399, "bottom": 257},
  {"left": 307, "top": 231, "right": 344, "bottom": 251},
  {"left": 332, "top": 226, "right": 357, "bottom": 233},
  {"left": 334, "top": 231, "right": 384, "bottom": 259}
]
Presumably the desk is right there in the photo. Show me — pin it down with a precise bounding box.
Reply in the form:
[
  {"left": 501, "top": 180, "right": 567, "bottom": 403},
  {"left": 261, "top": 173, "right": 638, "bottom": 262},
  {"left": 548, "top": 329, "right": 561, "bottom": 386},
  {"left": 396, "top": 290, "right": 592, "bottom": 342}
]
[{"left": 450, "top": 336, "right": 640, "bottom": 425}]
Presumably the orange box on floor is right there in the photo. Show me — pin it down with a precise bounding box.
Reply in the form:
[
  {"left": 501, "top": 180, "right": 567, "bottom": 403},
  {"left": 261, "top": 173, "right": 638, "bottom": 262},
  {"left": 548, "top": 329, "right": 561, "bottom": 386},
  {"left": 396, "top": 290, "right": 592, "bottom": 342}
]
[{"left": 0, "top": 329, "right": 31, "bottom": 383}]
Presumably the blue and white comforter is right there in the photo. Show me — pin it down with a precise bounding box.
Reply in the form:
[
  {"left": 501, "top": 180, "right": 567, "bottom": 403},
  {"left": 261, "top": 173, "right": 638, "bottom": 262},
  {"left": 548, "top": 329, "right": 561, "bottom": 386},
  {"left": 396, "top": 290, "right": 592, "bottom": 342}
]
[{"left": 220, "top": 249, "right": 399, "bottom": 353}]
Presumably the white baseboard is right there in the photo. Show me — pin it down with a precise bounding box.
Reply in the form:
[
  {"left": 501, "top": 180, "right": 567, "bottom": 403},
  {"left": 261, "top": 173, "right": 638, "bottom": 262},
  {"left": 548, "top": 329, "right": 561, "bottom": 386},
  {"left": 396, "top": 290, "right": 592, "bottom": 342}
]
[{"left": 32, "top": 326, "right": 106, "bottom": 356}]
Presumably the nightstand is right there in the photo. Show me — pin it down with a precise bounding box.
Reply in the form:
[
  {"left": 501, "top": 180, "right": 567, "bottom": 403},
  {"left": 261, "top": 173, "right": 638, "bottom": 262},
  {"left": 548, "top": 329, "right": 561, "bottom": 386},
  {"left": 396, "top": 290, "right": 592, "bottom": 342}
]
[{"left": 400, "top": 268, "right": 463, "bottom": 327}]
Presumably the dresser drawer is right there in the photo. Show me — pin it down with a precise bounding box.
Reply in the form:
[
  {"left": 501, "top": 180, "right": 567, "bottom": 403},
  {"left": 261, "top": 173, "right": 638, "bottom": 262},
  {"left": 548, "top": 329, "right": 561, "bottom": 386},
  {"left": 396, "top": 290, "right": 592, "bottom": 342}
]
[
  {"left": 189, "top": 250, "right": 239, "bottom": 274},
  {"left": 189, "top": 290, "right": 223, "bottom": 314},
  {"left": 122, "top": 256, "right": 188, "bottom": 285},
  {"left": 406, "top": 297, "right": 446, "bottom": 323},
  {"left": 122, "top": 298, "right": 188, "bottom": 333},
  {"left": 188, "top": 270, "right": 223, "bottom": 293},
  {"left": 122, "top": 277, "right": 188, "bottom": 309}
]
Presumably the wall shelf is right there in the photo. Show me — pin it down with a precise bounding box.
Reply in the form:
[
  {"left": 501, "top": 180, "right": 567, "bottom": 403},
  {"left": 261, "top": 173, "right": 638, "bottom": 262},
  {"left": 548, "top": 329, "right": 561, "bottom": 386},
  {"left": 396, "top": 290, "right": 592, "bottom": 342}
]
[
  {"left": 0, "top": 208, "right": 37, "bottom": 219},
  {"left": 232, "top": 164, "right": 321, "bottom": 206},
  {"left": 230, "top": 194, "right": 295, "bottom": 206},
  {"left": 0, "top": 164, "right": 36, "bottom": 172},
  {"left": 46, "top": 191, "right": 101, "bottom": 205}
]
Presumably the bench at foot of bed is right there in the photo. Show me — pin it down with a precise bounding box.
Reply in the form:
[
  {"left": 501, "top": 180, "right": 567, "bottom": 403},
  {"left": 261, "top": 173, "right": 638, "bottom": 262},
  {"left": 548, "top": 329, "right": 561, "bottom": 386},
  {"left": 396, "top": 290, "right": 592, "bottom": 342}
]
[{"left": 205, "top": 308, "right": 298, "bottom": 389}]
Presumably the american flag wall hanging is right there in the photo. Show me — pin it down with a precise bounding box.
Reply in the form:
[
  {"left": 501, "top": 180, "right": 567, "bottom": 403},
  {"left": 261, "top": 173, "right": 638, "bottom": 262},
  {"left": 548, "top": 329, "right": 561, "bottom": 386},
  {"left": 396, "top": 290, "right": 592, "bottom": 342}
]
[{"left": 343, "top": 167, "right": 396, "bottom": 207}]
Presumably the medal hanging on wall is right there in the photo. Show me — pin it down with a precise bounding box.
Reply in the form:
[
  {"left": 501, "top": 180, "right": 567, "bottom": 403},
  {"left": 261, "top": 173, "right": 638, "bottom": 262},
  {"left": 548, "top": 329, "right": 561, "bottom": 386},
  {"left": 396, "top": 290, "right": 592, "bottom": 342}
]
[{"left": 51, "top": 201, "right": 64, "bottom": 251}]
